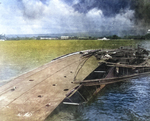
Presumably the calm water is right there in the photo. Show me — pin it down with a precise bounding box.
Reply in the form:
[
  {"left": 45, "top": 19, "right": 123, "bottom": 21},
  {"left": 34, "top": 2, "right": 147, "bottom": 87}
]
[{"left": 0, "top": 40, "right": 150, "bottom": 121}]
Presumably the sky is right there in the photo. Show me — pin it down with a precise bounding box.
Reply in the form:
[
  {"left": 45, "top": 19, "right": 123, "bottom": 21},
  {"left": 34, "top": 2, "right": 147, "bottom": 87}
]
[{"left": 0, "top": 0, "right": 150, "bottom": 36}]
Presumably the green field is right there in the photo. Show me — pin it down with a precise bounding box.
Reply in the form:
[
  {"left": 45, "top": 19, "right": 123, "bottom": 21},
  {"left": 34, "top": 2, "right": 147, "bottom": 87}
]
[{"left": 0, "top": 39, "right": 136, "bottom": 82}]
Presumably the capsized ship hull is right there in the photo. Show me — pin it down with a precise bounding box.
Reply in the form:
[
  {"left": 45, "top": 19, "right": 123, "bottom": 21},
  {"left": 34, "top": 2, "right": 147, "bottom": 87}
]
[
  {"left": 63, "top": 46, "right": 150, "bottom": 105},
  {"left": 0, "top": 46, "right": 150, "bottom": 120}
]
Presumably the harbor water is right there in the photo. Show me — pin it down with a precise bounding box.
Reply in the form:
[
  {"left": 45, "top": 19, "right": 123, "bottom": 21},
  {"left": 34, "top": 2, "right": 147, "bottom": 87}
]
[{"left": 0, "top": 39, "right": 150, "bottom": 121}]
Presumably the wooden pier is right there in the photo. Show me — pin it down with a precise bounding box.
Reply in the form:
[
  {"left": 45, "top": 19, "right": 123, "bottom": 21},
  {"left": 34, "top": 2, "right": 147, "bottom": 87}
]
[{"left": 0, "top": 52, "right": 94, "bottom": 121}]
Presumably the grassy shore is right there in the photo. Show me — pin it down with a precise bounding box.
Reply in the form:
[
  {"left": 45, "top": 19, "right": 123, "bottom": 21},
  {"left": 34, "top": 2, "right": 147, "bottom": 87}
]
[
  {"left": 0, "top": 39, "right": 136, "bottom": 81},
  {"left": 0, "top": 39, "right": 136, "bottom": 65}
]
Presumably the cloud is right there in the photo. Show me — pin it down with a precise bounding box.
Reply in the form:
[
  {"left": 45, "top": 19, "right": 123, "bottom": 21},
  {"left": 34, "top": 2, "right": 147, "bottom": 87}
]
[
  {"left": 0, "top": 0, "right": 140, "bottom": 36},
  {"left": 86, "top": 8, "right": 103, "bottom": 17},
  {"left": 72, "top": 0, "right": 131, "bottom": 16},
  {"left": 132, "top": 0, "right": 150, "bottom": 28}
]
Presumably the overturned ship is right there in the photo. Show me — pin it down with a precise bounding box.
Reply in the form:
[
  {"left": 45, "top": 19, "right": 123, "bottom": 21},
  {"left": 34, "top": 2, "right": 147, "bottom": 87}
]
[
  {"left": 63, "top": 45, "right": 150, "bottom": 105},
  {"left": 0, "top": 45, "right": 150, "bottom": 121}
]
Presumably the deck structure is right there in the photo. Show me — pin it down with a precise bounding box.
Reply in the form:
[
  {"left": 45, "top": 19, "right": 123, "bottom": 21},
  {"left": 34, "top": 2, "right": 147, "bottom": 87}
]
[{"left": 0, "top": 52, "right": 95, "bottom": 121}]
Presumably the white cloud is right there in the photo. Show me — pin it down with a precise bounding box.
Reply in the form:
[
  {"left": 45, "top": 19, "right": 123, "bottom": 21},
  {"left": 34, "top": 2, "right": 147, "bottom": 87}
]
[
  {"left": 87, "top": 8, "right": 103, "bottom": 18},
  {"left": 0, "top": 0, "right": 134, "bottom": 35}
]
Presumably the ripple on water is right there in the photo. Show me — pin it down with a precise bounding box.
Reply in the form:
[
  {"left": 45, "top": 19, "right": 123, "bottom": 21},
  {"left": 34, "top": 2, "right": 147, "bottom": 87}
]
[
  {"left": 46, "top": 76, "right": 150, "bottom": 121},
  {"left": 74, "top": 76, "right": 150, "bottom": 121}
]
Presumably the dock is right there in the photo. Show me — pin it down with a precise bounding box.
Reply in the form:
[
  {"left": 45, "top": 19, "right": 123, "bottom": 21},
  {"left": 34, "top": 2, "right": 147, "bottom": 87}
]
[{"left": 0, "top": 52, "right": 93, "bottom": 121}]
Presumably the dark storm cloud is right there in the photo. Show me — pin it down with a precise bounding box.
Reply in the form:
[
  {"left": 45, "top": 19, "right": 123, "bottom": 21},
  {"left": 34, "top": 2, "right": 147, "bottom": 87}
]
[
  {"left": 65, "top": 0, "right": 150, "bottom": 26},
  {"left": 72, "top": 0, "right": 131, "bottom": 17},
  {"left": 131, "top": 0, "right": 150, "bottom": 25},
  {"left": 66, "top": 0, "right": 150, "bottom": 33}
]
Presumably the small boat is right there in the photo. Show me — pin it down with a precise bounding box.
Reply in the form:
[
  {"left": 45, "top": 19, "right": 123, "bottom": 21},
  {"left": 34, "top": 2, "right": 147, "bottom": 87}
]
[{"left": 63, "top": 45, "right": 150, "bottom": 105}]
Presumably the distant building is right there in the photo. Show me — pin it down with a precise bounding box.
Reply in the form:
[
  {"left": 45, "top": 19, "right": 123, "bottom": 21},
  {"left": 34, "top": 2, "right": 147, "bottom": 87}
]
[
  {"left": 97, "top": 37, "right": 110, "bottom": 40},
  {"left": 0, "top": 34, "right": 6, "bottom": 41},
  {"left": 78, "top": 37, "right": 87, "bottom": 40},
  {"left": 40, "top": 36, "right": 57, "bottom": 40},
  {"left": 61, "top": 36, "right": 69, "bottom": 40}
]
